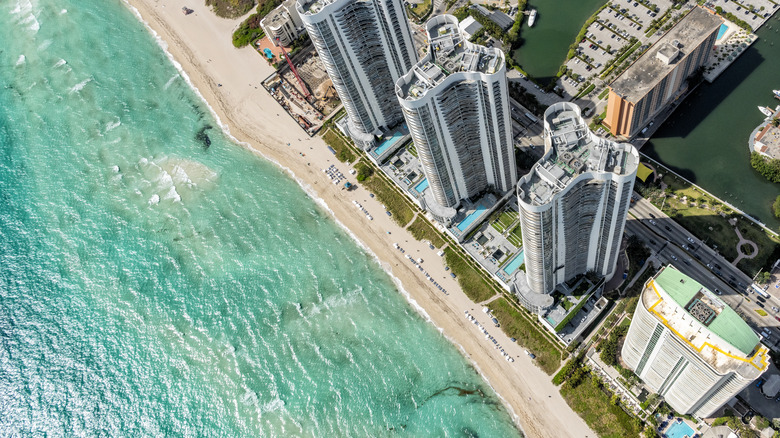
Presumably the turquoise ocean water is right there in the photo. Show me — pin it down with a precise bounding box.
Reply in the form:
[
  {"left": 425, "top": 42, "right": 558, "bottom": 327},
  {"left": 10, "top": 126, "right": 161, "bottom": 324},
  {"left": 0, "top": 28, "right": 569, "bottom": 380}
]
[{"left": 0, "top": 0, "right": 522, "bottom": 435}]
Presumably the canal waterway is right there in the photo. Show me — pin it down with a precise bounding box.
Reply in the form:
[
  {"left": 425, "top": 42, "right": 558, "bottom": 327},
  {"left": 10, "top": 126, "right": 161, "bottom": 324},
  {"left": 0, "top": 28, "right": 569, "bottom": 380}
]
[
  {"left": 643, "top": 14, "right": 780, "bottom": 231},
  {"left": 512, "top": 0, "right": 605, "bottom": 83}
]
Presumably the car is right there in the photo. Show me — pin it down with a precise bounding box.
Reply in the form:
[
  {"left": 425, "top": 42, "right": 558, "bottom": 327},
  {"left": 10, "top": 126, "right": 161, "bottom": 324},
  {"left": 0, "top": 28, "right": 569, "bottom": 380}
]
[
  {"left": 773, "top": 307, "right": 779, "bottom": 313},
  {"left": 510, "top": 337, "right": 517, "bottom": 342},
  {"left": 444, "top": 266, "right": 449, "bottom": 271},
  {"left": 757, "top": 378, "right": 766, "bottom": 388},
  {"left": 450, "top": 273, "right": 456, "bottom": 278},
  {"left": 665, "top": 226, "right": 672, "bottom": 231},
  {"left": 528, "top": 353, "right": 536, "bottom": 359},
  {"left": 386, "top": 211, "right": 392, "bottom": 216},
  {"left": 649, "top": 239, "right": 656, "bottom": 245},
  {"left": 775, "top": 316, "right": 780, "bottom": 322},
  {"left": 715, "top": 263, "right": 722, "bottom": 270},
  {"left": 670, "top": 255, "right": 678, "bottom": 261},
  {"left": 682, "top": 244, "right": 688, "bottom": 250},
  {"left": 683, "top": 259, "right": 690, "bottom": 265},
  {"left": 649, "top": 219, "right": 657, "bottom": 225},
  {"left": 369, "top": 193, "right": 374, "bottom": 197},
  {"left": 757, "top": 302, "right": 765, "bottom": 308},
  {"left": 687, "top": 237, "right": 694, "bottom": 243},
  {"left": 714, "top": 288, "right": 722, "bottom": 295},
  {"left": 649, "top": 214, "right": 656, "bottom": 219}
]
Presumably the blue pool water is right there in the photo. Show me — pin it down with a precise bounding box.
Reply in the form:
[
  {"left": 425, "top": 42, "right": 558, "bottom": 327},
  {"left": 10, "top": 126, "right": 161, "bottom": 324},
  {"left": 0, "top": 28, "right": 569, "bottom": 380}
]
[
  {"left": 414, "top": 178, "right": 429, "bottom": 193},
  {"left": 717, "top": 23, "right": 728, "bottom": 40},
  {"left": 502, "top": 251, "right": 525, "bottom": 275},
  {"left": 666, "top": 420, "right": 695, "bottom": 438},
  {"left": 373, "top": 131, "right": 404, "bottom": 156},
  {"left": 456, "top": 205, "right": 488, "bottom": 232}
]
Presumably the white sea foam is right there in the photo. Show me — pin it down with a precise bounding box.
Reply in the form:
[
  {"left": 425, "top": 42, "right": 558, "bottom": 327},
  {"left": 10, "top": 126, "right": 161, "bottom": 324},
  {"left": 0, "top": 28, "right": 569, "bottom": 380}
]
[
  {"left": 38, "top": 39, "right": 51, "bottom": 51},
  {"left": 70, "top": 78, "right": 92, "bottom": 93},
  {"left": 105, "top": 118, "right": 121, "bottom": 132},
  {"left": 163, "top": 74, "right": 178, "bottom": 90},
  {"left": 12, "top": 0, "right": 39, "bottom": 33},
  {"left": 106, "top": 117, "right": 122, "bottom": 132},
  {"left": 53, "top": 59, "right": 67, "bottom": 68},
  {"left": 162, "top": 186, "right": 181, "bottom": 202},
  {"left": 148, "top": 194, "right": 160, "bottom": 205},
  {"left": 60, "top": 9, "right": 67, "bottom": 14},
  {"left": 15, "top": 55, "right": 25, "bottom": 66}
]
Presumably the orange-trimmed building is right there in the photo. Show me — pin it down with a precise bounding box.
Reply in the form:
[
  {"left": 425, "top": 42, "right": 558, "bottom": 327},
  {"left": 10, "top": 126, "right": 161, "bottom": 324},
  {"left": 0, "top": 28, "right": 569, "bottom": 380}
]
[
  {"left": 604, "top": 7, "right": 722, "bottom": 138},
  {"left": 622, "top": 266, "right": 769, "bottom": 418}
]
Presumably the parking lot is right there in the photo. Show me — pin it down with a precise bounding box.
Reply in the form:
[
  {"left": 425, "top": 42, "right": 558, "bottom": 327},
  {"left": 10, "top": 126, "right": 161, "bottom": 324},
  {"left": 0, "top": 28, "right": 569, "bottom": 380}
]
[
  {"left": 558, "top": 0, "right": 681, "bottom": 101},
  {"left": 706, "top": 0, "right": 780, "bottom": 30}
]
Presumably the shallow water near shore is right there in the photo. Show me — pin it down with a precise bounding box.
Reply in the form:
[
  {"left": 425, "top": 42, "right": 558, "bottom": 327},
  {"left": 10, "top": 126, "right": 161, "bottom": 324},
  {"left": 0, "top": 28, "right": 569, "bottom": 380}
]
[{"left": 0, "top": 0, "right": 521, "bottom": 435}]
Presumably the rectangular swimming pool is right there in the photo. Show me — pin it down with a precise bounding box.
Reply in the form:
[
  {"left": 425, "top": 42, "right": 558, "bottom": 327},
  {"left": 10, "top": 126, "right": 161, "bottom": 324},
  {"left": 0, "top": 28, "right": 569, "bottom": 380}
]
[
  {"left": 456, "top": 204, "right": 488, "bottom": 232},
  {"left": 414, "top": 178, "right": 429, "bottom": 193},
  {"left": 502, "top": 251, "right": 525, "bottom": 275},
  {"left": 665, "top": 420, "right": 695, "bottom": 438},
  {"left": 373, "top": 131, "right": 404, "bottom": 156}
]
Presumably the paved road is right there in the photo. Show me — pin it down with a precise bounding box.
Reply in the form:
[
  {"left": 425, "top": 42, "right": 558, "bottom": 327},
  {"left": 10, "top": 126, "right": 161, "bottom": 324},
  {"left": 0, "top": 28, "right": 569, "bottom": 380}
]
[{"left": 625, "top": 196, "right": 780, "bottom": 348}]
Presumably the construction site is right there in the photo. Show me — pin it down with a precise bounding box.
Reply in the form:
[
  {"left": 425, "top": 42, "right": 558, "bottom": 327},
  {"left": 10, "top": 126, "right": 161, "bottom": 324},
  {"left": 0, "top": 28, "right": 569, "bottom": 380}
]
[{"left": 261, "top": 42, "right": 341, "bottom": 136}]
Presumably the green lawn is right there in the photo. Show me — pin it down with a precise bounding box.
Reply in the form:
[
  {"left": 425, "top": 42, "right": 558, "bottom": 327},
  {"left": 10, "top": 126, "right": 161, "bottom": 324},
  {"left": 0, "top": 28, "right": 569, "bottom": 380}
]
[
  {"left": 406, "top": 142, "right": 418, "bottom": 158},
  {"left": 735, "top": 220, "right": 780, "bottom": 276},
  {"left": 407, "top": 0, "right": 431, "bottom": 18},
  {"left": 362, "top": 174, "right": 415, "bottom": 227},
  {"left": 507, "top": 224, "right": 523, "bottom": 247},
  {"left": 490, "top": 209, "right": 519, "bottom": 234},
  {"left": 444, "top": 248, "right": 495, "bottom": 303},
  {"left": 650, "top": 173, "right": 780, "bottom": 276},
  {"left": 560, "top": 374, "right": 643, "bottom": 438},
  {"left": 407, "top": 216, "right": 446, "bottom": 248},
  {"left": 322, "top": 129, "right": 356, "bottom": 163},
  {"left": 488, "top": 298, "right": 563, "bottom": 374}
]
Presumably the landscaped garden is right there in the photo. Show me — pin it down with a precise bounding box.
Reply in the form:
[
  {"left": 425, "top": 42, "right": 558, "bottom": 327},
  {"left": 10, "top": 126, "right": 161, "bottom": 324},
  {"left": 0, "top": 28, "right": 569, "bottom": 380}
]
[
  {"left": 488, "top": 297, "right": 563, "bottom": 375},
  {"left": 637, "top": 169, "right": 779, "bottom": 277}
]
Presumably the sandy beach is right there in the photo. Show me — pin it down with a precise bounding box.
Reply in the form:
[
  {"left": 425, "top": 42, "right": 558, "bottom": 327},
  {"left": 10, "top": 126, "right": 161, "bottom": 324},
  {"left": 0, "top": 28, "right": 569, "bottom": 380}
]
[{"left": 121, "top": 1, "right": 595, "bottom": 436}]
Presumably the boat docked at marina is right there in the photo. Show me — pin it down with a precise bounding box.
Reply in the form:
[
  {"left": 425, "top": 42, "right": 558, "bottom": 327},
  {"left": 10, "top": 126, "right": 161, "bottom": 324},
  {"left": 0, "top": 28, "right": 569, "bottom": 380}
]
[{"left": 527, "top": 9, "right": 537, "bottom": 27}]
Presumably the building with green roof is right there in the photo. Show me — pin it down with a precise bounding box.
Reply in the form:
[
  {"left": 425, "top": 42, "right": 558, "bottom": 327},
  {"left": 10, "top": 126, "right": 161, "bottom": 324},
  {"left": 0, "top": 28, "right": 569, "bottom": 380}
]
[{"left": 621, "top": 265, "right": 769, "bottom": 418}]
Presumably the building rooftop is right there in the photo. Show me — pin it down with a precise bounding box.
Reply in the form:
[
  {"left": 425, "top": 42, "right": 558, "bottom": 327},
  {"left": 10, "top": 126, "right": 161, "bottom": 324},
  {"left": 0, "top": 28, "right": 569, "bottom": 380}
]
[
  {"left": 518, "top": 102, "right": 638, "bottom": 206},
  {"left": 459, "top": 15, "right": 483, "bottom": 37},
  {"left": 642, "top": 266, "right": 768, "bottom": 375},
  {"left": 264, "top": 3, "right": 293, "bottom": 26},
  {"left": 298, "top": 0, "right": 338, "bottom": 15},
  {"left": 397, "top": 15, "right": 504, "bottom": 100},
  {"left": 609, "top": 7, "right": 722, "bottom": 103}
]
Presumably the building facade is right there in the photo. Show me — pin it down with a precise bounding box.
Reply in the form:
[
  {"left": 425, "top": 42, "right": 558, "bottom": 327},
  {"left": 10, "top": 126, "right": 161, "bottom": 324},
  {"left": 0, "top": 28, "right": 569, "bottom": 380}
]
[
  {"left": 395, "top": 15, "right": 516, "bottom": 224},
  {"left": 261, "top": 0, "right": 304, "bottom": 47},
  {"left": 297, "top": 0, "right": 417, "bottom": 149},
  {"left": 622, "top": 266, "right": 769, "bottom": 418},
  {"left": 604, "top": 7, "right": 722, "bottom": 138},
  {"left": 516, "top": 102, "right": 638, "bottom": 300}
]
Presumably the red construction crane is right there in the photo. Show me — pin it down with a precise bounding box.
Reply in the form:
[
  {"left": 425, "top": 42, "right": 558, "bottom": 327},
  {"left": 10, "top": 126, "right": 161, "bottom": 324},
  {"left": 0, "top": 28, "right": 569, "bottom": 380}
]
[{"left": 277, "top": 37, "right": 311, "bottom": 99}]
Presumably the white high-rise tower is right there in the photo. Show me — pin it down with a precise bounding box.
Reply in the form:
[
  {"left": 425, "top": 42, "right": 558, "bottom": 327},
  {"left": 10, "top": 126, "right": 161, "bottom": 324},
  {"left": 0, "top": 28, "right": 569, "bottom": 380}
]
[
  {"left": 622, "top": 266, "right": 768, "bottom": 417},
  {"left": 395, "top": 15, "right": 516, "bottom": 224},
  {"left": 297, "top": 0, "right": 417, "bottom": 149},
  {"left": 517, "top": 102, "right": 638, "bottom": 301}
]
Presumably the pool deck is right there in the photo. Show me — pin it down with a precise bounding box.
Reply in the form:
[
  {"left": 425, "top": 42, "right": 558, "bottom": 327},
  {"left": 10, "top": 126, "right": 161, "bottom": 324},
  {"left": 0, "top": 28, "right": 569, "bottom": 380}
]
[{"left": 703, "top": 22, "right": 758, "bottom": 83}]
